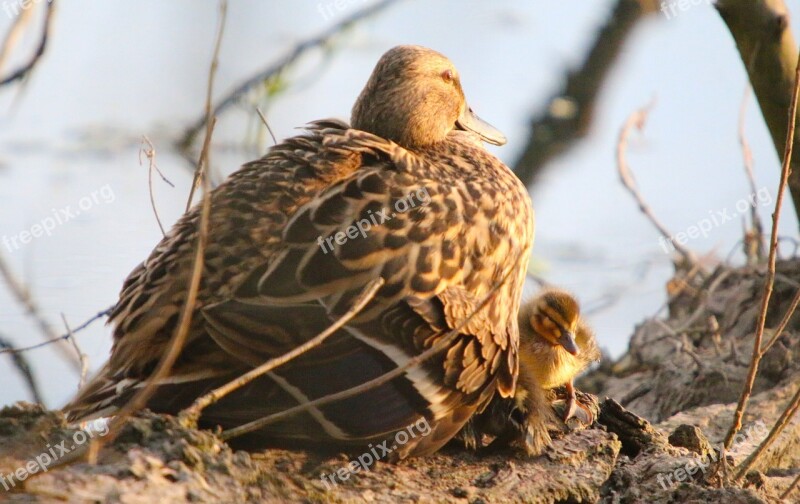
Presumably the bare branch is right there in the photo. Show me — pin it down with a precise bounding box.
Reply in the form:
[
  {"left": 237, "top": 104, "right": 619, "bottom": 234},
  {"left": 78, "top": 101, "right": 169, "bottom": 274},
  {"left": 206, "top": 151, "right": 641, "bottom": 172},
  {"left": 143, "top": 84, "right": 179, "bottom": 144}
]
[
  {"left": 0, "top": 305, "right": 112, "bottom": 356},
  {"left": 512, "top": 0, "right": 660, "bottom": 187},
  {"left": 761, "top": 286, "right": 800, "bottom": 354},
  {"left": 782, "top": 472, "right": 800, "bottom": 500},
  {"left": 94, "top": 1, "right": 228, "bottom": 456},
  {"left": 221, "top": 247, "right": 527, "bottom": 442},
  {"left": 0, "top": 0, "right": 35, "bottom": 74},
  {"left": 738, "top": 87, "right": 765, "bottom": 263},
  {"left": 180, "top": 277, "right": 384, "bottom": 423},
  {"left": 0, "top": 333, "right": 42, "bottom": 403},
  {"left": 178, "top": 0, "right": 403, "bottom": 151},
  {"left": 61, "top": 313, "right": 87, "bottom": 390},
  {"left": 734, "top": 383, "right": 800, "bottom": 479},
  {"left": 0, "top": 0, "right": 56, "bottom": 87},
  {"left": 255, "top": 106, "right": 277, "bottom": 146},
  {"left": 717, "top": 0, "right": 800, "bottom": 226},
  {"left": 0, "top": 251, "right": 79, "bottom": 370},
  {"left": 139, "top": 136, "right": 172, "bottom": 237},
  {"left": 723, "top": 48, "right": 800, "bottom": 453},
  {"left": 616, "top": 103, "right": 698, "bottom": 268}
]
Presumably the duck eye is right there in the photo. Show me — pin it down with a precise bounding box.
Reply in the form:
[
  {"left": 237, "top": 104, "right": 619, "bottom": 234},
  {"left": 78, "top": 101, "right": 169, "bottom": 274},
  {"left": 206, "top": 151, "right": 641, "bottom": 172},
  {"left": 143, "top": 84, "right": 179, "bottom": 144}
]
[{"left": 441, "top": 69, "right": 454, "bottom": 83}]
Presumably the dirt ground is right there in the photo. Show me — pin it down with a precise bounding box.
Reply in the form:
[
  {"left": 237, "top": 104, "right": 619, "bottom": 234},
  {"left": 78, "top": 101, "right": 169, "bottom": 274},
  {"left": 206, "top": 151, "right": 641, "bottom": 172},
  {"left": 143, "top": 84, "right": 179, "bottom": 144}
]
[{"left": 1, "top": 261, "right": 799, "bottom": 503}]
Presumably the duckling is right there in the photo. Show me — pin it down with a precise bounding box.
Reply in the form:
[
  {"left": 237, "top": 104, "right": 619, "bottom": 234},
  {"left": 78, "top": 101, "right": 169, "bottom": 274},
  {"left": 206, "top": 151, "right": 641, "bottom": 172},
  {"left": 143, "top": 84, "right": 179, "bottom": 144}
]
[
  {"left": 459, "top": 288, "right": 600, "bottom": 455},
  {"left": 518, "top": 288, "right": 601, "bottom": 424},
  {"left": 64, "top": 45, "right": 534, "bottom": 459}
]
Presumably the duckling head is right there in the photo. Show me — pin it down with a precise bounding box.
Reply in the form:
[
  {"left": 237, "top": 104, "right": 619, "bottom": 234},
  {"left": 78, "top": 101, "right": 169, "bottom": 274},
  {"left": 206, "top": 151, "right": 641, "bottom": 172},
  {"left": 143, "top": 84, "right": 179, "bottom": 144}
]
[
  {"left": 523, "top": 289, "right": 582, "bottom": 356},
  {"left": 351, "top": 45, "right": 506, "bottom": 148}
]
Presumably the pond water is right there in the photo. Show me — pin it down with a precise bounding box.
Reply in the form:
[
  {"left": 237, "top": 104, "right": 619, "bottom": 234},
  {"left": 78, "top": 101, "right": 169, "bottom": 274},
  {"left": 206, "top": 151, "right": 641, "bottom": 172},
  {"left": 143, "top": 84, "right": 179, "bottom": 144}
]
[{"left": 1, "top": 0, "right": 798, "bottom": 409}]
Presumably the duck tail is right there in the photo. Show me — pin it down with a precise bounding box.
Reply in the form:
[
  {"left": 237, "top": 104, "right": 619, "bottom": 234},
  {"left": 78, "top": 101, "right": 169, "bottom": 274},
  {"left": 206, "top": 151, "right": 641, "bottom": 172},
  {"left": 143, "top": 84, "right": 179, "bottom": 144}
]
[{"left": 62, "top": 363, "right": 126, "bottom": 422}]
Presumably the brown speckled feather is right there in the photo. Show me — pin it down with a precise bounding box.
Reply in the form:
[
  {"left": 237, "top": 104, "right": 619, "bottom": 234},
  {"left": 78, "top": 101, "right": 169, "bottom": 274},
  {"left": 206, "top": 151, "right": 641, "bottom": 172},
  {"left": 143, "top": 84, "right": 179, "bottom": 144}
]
[{"left": 65, "top": 46, "right": 534, "bottom": 458}]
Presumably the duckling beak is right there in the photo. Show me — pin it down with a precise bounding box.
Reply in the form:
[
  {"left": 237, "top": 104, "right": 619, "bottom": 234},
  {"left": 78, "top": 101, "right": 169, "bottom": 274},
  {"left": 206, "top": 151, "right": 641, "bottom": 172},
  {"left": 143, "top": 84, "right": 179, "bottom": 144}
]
[
  {"left": 558, "top": 330, "right": 580, "bottom": 356},
  {"left": 456, "top": 105, "right": 507, "bottom": 146}
]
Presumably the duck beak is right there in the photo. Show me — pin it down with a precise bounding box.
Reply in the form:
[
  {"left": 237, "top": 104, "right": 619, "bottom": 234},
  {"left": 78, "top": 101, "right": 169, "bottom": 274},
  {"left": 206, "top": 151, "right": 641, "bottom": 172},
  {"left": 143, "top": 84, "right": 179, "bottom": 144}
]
[
  {"left": 558, "top": 330, "right": 580, "bottom": 356},
  {"left": 456, "top": 105, "right": 507, "bottom": 146}
]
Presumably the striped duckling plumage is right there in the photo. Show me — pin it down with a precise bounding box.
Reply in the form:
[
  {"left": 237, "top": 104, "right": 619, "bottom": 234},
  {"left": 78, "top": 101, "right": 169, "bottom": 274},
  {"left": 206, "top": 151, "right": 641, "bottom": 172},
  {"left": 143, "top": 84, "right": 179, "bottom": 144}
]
[
  {"left": 459, "top": 288, "right": 600, "bottom": 455},
  {"left": 65, "top": 45, "right": 535, "bottom": 459}
]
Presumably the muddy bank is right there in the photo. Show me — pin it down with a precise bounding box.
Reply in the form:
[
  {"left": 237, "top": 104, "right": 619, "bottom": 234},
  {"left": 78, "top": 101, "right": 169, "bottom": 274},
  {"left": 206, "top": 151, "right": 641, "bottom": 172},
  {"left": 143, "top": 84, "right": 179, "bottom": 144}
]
[{"left": 1, "top": 261, "right": 799, "bottom": 503}]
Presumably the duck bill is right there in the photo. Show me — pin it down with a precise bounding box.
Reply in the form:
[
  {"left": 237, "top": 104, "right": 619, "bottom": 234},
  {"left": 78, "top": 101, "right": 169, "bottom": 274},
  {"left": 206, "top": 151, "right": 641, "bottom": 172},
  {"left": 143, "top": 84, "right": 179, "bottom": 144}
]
[
  {"left": 456, "top": 105, "right": 507, "bottom": 146},
  {"left": 558, "top": 330, "right": 580, "bottom": 356}
]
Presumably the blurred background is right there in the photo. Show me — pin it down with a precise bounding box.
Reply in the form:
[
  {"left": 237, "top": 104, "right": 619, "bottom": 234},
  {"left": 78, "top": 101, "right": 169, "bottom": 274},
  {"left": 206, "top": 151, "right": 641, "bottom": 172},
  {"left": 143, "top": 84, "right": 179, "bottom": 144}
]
[{"left": 0, "top": 0, "right": 798, "bottom": 409}]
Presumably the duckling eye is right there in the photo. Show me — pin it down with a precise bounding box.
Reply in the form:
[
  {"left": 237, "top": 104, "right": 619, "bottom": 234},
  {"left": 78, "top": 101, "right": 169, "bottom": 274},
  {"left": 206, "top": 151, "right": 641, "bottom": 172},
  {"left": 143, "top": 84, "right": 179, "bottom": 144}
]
[{"left": 441, "top": 69, "right": 455, "bottom": 84}]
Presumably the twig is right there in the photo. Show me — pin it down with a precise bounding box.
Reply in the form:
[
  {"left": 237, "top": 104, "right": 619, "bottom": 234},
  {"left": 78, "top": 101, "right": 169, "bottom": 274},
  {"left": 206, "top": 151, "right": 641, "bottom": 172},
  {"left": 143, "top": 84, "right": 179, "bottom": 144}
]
[
  {"left": 61, "top": 313, "right": 87, "bottom": 390},
  {"left": 178, "top": 0, "right": 402, "bottom": 151},
  {"left": 782, "top": 471, "right": 800, "bottom": 500},
  {"left": 734, "top": 383, "right": 800, "bottom": 479},
  {"left": 0, "top": 0, "right": 36, "bottom": 74},
  {"left": 723, "top": 49, "right": 800, "bottom": 452},
  {"left": 616, "top": 102, "right": 698, "bottom": 268},
  {"left": 0, "top": 306, "right": 112, "bottom": 356},
  {"left": 221, "top": 247, "right": 526, "bottom": 441},
  {"left": 185, "top": 0, "right": 227, "bottom": 211},
  {"left": 0, "top": 333, "right": 42, "bottom": 403},
  {"left": 180, "top": 277, "right": 384, "bottom": 423},
  {"left": 0, "top": 251, "right": 79, "bottom": 369},
  {"left": 717, "top": 0, "right": 800, "bottom": 225},
  {"left": 91, "top": 1, "right": 227, "bottom": 457},
  {"left": 255, "top": 106, "right": 277, "bottom": 146},
  {"left": 139, "top": 136, "right": 171, "bottom": 236},
  {"left": 0, "top": 0, "right": 56, "bottom": 87},
  {"left": 761, "top": 286, "right": 800, "bottom": 354},
  {"left": 513, "top": 0, "right": 660, "bottom": 187},
  {"left": 738, "top": 86, "right": 765, "bottom": 263}
]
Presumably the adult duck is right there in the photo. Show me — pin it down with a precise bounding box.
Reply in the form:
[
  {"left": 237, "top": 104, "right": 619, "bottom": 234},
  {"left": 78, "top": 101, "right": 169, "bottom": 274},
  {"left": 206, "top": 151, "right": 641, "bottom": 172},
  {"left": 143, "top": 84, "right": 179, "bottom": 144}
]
[{"left": 66, "top": 45, "right": 535, "bottom": 459}]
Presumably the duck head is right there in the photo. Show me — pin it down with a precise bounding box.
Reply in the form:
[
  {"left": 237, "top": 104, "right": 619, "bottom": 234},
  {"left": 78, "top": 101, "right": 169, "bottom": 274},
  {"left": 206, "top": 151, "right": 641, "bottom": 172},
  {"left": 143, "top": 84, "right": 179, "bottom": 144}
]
[
  {"left": 351, "top": 45, "right": 506, "bottom": 148},
  {"left": 524, "top": 289, "right": 582, "bottom": 356}
]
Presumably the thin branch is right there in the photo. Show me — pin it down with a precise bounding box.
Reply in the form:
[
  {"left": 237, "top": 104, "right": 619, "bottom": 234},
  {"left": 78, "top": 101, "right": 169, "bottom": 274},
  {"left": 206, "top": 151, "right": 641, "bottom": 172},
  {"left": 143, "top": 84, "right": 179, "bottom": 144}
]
[
  {"left": 221, "top": 247, "right": 526, "bottom": 441},
  {"left": 139, "top": 136, "right": 171, "bottom": 236},
  {"left": 0, "top": 0, "right": 36, "bottom": 74},
  {"left": 782, "top": 472, "right": 800, "bottom": 500},
  {"left": 0, "top": 0, "right": 56, "bottom": 87},
  {"left": 0, "top": 333, "right": 42, "bottom": 403},
  {"left": 178, "top": 0, "right": 403, "bottom": 151},
  {"left": 616, "top": 103, "right": 698, "bottom": 267},
  {"left": 512, "top": 0, "right": 660, "bottom": 187},
  {"left": 0, "top": 306, "right": 113, "bottom": 356},
  {"left": 761, "top": 286, "right": 800, "bottom": 354},
  {"left": 180, "top": 277, "right": 384, "bottom": 423},
  {"left": 92, "top": 1, "right": 227, "bottom": 456},
  {"left": 0, "top": 251, "right": 79, "bottom": 370},
  {"left": 185, "top": 1, "right": 227, "bottom": 211},
  {"left": 723, "top": 48, "right": 800, "bottom": 451},
  {"left": 717, "top": 0, "right": 800, "bottom": 226},
  {"left": 734, "top": 383, "right": 800, "bottom": 479},
  {"left": 738, "top": 86, "right": 765, "bottom": 263},
  {"left": 255, "top": 106, "right": 277, "bottom": 146},
  {"left": 61, "top": 313, "right": 87, "bottom": 390}
]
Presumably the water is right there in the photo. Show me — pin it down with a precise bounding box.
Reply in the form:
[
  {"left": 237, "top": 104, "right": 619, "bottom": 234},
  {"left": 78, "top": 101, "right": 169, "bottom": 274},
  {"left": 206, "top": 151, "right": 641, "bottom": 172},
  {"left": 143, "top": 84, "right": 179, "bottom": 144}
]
[{"left": 1, "top": 0, "right": 797, "bottom": 409}]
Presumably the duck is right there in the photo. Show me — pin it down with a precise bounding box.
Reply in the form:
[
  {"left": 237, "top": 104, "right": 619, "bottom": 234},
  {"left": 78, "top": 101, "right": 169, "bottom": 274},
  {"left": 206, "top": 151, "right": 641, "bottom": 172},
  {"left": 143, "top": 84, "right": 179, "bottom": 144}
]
[
  {"left": 64, "top": 45, "right": 535, "bottom": 459},
  {"left": 458, "top": 288, "right": 600, "bottom": 455}
]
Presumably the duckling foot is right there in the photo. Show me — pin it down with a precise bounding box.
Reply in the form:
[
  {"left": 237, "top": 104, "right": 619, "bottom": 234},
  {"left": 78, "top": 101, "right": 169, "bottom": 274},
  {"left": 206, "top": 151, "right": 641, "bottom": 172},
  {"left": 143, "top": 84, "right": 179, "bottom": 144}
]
[{"left": 563, "top": 382, "right": 594, "bottom": 426}]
